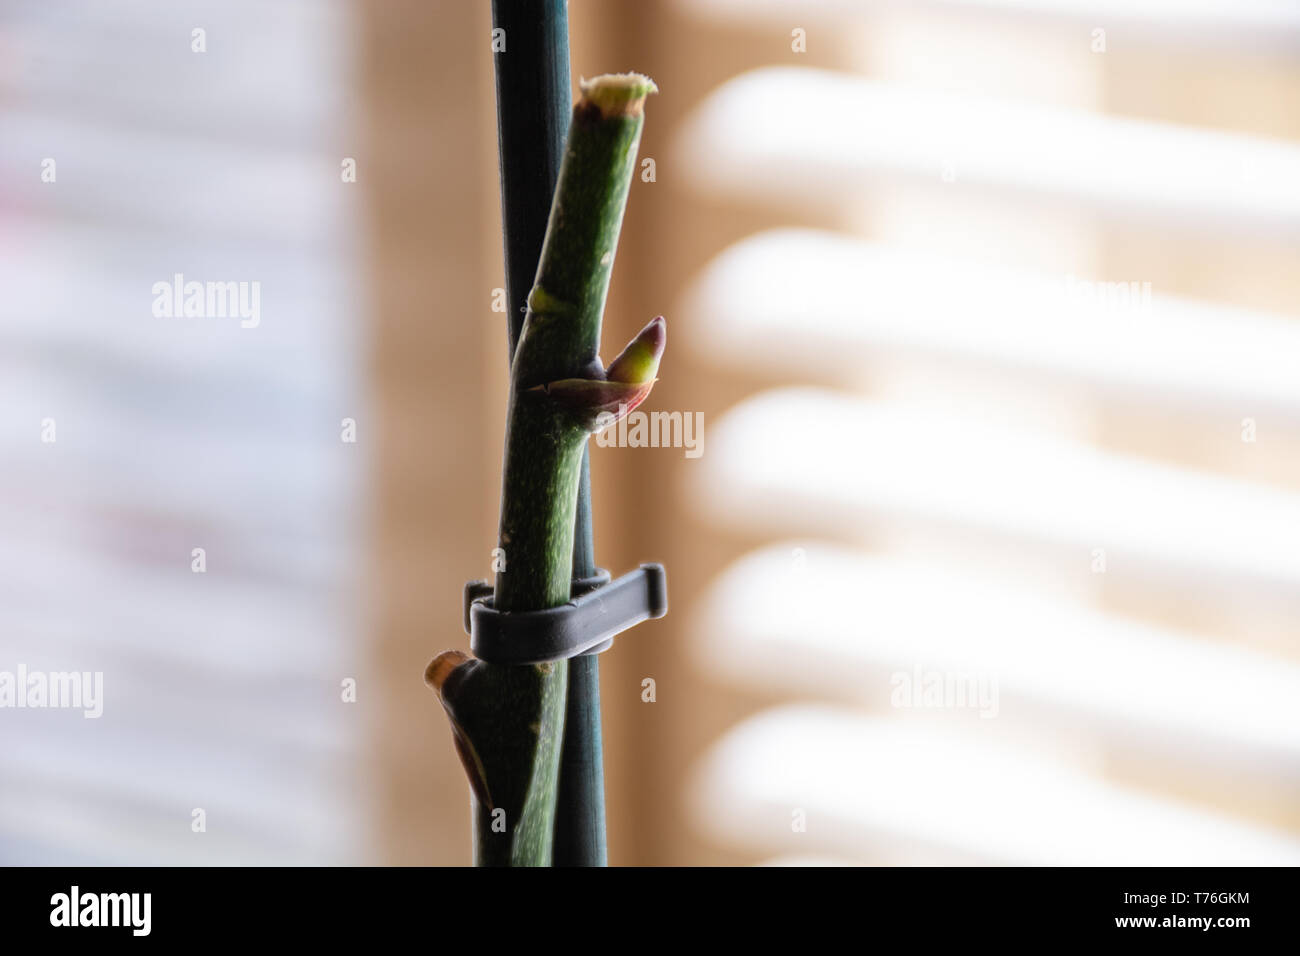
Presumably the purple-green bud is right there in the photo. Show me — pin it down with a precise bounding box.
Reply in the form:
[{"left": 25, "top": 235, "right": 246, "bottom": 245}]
[
  {"left": 606, "top": 316, "right": 666, "bottom": 384},
  {"left": 529, "top": 316, "right": 666, "bottom": 431}
]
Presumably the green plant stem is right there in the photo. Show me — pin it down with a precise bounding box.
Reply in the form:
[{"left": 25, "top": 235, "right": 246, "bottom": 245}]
[
  {"left": 490, "top": 0, "right": 604, "bottom": 866},
  {"left": 431, "top": 74, "right": 655, "bottom": 867}
]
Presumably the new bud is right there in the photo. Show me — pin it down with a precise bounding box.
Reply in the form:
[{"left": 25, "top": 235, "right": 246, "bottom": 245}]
[
  {"left": 606, "top": 316, "right": 666, "bottom": 384},
  {"left": 530, "top": 316, "right": 666, "bottom": 431}
]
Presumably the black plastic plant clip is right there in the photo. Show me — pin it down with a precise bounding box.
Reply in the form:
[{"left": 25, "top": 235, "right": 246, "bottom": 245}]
[{"left": 463, "top": 564, "right": 667, "bottom": 666}]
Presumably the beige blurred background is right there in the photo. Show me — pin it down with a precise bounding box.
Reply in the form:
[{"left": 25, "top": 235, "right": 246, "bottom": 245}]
[{"left": 2, "top": 0, "right": 1299, "bottom": 865}]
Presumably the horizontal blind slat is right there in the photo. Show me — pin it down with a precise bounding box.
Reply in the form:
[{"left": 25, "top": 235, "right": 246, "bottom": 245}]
[
  {"left": 682, "top": 230, "right": 1300, "bottom": 418},
  {"left": 698, "top": 389, "right": 1300, "bottom": 594},
  {"left": 695, "top": 544, "right": 1300, "bottom": 777},
  {"left": 692, "top": 706, "right": 1300, "bottom": 864},
  {"left": 674, "top": 68, "right": 1300, "bottom": 234}
]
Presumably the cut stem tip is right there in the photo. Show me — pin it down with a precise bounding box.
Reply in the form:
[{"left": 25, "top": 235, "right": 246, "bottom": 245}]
[
  {"left": 578, "top": 72, "right": 658, "bottom": 117},
  {"left": 425, "top": 650, "right": 470, "bottom": 695}
]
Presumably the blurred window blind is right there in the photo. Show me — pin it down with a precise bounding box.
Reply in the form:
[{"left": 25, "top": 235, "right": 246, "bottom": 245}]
[
  {"left": 0, "top": 0, "right": 364, "bottom": 863},
  {"left": 669, "top": 0, "right": 1300, "bottom": 865}
]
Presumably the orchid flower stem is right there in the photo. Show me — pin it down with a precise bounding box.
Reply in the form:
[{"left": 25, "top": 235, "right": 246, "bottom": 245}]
[
  {"left": 483, "top": 0, "right": 602, "bottom": 866},
  {"left": 427, "top": 66, "right": 658, "bottom": 866}
]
